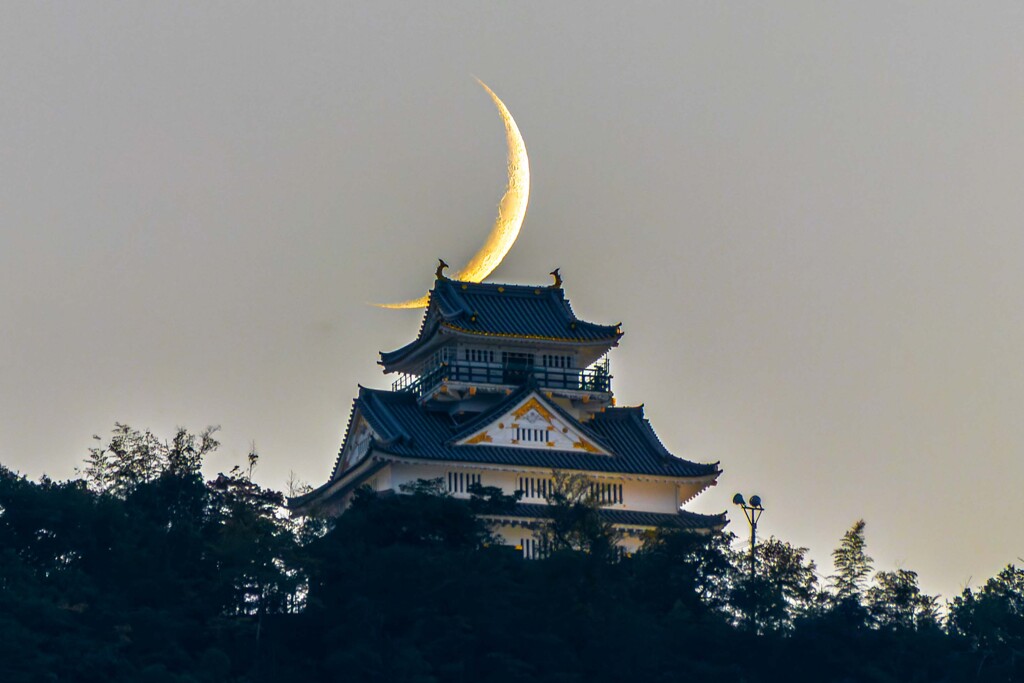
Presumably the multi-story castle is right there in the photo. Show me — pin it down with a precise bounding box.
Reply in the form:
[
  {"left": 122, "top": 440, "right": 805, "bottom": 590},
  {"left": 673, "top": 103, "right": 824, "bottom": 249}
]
[{"left": 290, "top": 267, "right": 726, "bottom": 555}]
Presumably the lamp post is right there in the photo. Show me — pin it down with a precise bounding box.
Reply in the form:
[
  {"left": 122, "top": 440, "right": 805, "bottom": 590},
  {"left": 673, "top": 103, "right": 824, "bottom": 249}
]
[{"left": 732, "top": 493, "right": 764, "bottom": 579}]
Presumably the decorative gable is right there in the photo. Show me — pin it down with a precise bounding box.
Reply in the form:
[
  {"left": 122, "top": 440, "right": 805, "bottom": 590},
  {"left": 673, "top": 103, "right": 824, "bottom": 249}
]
[
  {"left": 454, "top": 393, "right": 609, "bottom": 455},
  {"left": 333, "top": 415, "right": 377, "bottom": 477}
]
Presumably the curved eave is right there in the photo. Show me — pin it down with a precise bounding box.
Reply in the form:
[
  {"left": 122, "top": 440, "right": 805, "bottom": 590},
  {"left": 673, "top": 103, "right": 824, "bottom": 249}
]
[
  {"left": 479, "top": 504, "right": 729, "bottom": 535},
  {"left": 368, "top": 448, "right": 721, "bottom": 483},
  {"left": 380, "top": 324, "right": 622, "bottom": 375},
  {"left": 327, "top": 394, "right": 363, "bottom": 479},
  {"left": 378, "top": 322, "right": 449, "bottom": 373},
  {"left": 288, "top": 456, "right": 388, "bottom": 515},
  {"left": 678, "top": 472, "right": 721, "bottom": 506},
  {"left": 441, "top": 323, "right": 621, "bottom": 347}
]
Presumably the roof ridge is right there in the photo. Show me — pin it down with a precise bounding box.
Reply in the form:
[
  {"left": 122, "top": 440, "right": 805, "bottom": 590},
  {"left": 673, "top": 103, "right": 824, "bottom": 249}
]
[
  {"left": 358, "top": 388, "right": 412, "bottom": 444},
  {"left": 445, "top": 278, "right": 556, "bottom": 291},
  {"left": 434, "top": 280, "right": 474, "bottom": 319},
  {"left": 485, "top": 502, "right": 729, "bottom": 530},
  {"left": 628, "top": 408, "right": 671, "bottom": 457},
  {"left": 329, "top": 395, "right": 363, "bottom": 478}
]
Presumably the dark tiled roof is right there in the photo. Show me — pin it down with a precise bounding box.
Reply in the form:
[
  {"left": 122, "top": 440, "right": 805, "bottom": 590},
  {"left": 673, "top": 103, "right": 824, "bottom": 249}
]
[
  {"left": 334, "top": 387, "right": 721, "bottom": 480},
  {"left": 380, "top": 278, "right": 622, "bottom": 369},
  {"left": 492, "top": 503, "right": 727, "bottom": 532}
]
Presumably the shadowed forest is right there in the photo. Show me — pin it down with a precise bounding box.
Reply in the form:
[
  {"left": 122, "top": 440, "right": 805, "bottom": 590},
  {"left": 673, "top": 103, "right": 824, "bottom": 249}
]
[{"left": 2, "top": 425, "right": 1023, "bottom": 683}]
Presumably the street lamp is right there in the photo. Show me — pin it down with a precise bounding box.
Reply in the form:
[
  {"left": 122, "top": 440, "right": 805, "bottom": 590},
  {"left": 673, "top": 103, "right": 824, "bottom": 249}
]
[{"left": 732, "top": 493, "right": 764, "bottom": 579}]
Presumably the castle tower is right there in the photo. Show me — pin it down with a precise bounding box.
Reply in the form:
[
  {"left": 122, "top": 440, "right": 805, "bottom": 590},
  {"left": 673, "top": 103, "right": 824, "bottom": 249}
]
[{"left": 290, "top": 270, "right": 725, "bottom": 555}]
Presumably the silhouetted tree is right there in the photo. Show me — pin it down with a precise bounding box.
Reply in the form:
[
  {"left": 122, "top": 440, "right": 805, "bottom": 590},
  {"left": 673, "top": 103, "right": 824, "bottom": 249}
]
[
  {"left": 83, "top": 423, "right": 219, "bottom": 496},
  {"left": 540, "top": 470, "right": 619, "bottom": 559},
  {"left": 830, "top": 519, "right": 873, "bottom": 601},
  {"left": 322, "top": 479, "right": 500, "bottom": 552},
  {"left": 10, "top": 424, "right": 1024, "bottom": 682},
  {"left": 948, "top": 564, "right": 1024, "bottom": 680},
  {"left": 824, "top": 518, "right": 874, "bottom": 632},
  {"left": 867, "top": 568, "right": 940, "bottom": 632},
  {"left": 633, "top": 528, "right": 736, "bottom": 620},
  {"left": 207, "top": 448, "right": 304, "bottom": 619},
  {"left": 733, "top": 536, "right": 821, "bottom": 633},
  {"left": 467, "top": 481, "right": 522, "bottom": 516},
  {"left": 0, "top": 425, "right": 308, "bottom": 682}
]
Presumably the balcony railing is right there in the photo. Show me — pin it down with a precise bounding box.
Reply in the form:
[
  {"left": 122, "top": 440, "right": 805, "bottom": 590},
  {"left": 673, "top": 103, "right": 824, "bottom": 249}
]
[{"left": 393, "top": 358, "right": 612, "bottom": 398}]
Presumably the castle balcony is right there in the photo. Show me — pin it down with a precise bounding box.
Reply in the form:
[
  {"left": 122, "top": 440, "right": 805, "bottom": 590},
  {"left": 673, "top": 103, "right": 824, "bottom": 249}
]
[{"left": 392, "top": 357, "right": 612, "bottom": 401}]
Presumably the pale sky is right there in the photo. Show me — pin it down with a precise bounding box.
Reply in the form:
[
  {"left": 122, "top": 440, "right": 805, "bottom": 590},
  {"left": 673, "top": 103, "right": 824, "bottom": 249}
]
[{"left": 2, "top": 2, "right": 1023, "bottom": 600}]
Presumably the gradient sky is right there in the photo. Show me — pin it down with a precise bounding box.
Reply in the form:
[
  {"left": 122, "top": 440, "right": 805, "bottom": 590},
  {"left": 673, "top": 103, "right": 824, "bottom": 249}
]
[{"left": 2, "top": 3, "right": 1022, "bottom": 600}]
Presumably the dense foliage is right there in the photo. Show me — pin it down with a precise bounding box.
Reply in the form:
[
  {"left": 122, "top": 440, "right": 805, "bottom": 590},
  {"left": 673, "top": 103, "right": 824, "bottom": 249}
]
[{"left": 2, "top": 425, "right": 1022, "bottom": 682}]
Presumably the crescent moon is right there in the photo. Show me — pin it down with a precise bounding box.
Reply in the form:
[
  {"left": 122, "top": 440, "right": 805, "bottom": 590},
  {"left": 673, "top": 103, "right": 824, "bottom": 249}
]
[{"left": 378, "top": 80, "right": 530, "bottom": 309}]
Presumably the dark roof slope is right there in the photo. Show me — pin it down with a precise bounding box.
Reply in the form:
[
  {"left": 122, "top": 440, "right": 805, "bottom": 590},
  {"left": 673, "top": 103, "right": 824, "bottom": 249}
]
[
  {"left": 380, "top": 278, "right": 622, "bottom": 369},
  {"left": 331, "top": 386, "right": 720, "bottom": 480}
]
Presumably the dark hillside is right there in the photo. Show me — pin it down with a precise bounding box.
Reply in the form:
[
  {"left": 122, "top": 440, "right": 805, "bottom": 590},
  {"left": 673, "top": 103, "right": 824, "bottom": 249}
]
[{"left": 1, "top": 426, "right": 1019, "bottom": 682}]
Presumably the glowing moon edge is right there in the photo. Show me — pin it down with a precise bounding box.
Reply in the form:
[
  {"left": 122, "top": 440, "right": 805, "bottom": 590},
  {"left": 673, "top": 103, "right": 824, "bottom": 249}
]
[{"left": 377, "top": 80, "right": 530, "bottom": 309}]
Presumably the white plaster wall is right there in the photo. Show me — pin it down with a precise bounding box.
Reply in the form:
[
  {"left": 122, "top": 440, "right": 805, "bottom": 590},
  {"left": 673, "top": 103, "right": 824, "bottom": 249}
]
[
  {"left": 480, "top": 469, "right": 519, "bottom": 493},
  {"left": 676, "top": 480, "right": 709, "bottom": 505},
  {"left": 371, "top": 465, "right": 393, "bottom": 492},
  {"left": 387, "top": 461, "right": 685, "bottom": 513},
  {"left": 389, "top": 462, "right": 519, "bottom": 498},
  {"left": 619, "top": 478, "right": 680, "bottom": 513},
  {"left": 390, "top": 462, "right": 446, "bottom": 491}
]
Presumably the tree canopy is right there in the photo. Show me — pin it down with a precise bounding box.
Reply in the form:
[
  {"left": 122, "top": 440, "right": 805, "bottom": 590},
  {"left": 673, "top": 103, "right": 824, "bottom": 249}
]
[{"left": 1, "top": 424, "right": 1021, "bottom": 682}]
